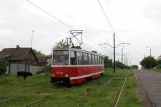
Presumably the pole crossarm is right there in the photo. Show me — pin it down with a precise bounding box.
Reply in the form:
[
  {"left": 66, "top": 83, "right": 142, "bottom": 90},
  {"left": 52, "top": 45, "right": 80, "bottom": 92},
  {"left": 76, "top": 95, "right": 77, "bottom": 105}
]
[
  {"left": 98, "top": 43, "right": 113, "bottom": 48},
  {"left": 98, "top": 42, "right": 130, "bottom": 49},
  {"left": 115, "top": 42, "right": 130, "bottom": 48}
]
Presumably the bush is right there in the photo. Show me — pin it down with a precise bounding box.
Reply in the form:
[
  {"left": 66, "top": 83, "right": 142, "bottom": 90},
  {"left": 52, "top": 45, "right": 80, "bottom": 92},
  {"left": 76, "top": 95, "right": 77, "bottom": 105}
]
[{"left": 0, "top": 65, "right": 6, "bottom": 75}]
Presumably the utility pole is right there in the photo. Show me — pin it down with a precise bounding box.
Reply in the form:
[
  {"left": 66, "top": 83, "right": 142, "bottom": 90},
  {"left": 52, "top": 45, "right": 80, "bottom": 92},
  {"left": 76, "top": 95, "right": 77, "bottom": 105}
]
[
  {"left": 113, "top": 33, "right": 115, "bottom": 72},
  {"left": 31, "top": 30, "right": 35, "bottom": 48},
  {"left": 150, "top": 48, "right": 151, "bottom": 69},
  {"left": 98, "top": 34, "right": 130, "bottom": 72},
  {"left": 121, "top": 48, "right": 123, "bottom": 64}
]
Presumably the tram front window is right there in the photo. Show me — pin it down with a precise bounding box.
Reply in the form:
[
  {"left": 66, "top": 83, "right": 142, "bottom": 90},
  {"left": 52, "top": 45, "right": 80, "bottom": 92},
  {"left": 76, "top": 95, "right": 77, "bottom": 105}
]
[{"left": 53, "top": 50, "right": 69, "bottom": 65}]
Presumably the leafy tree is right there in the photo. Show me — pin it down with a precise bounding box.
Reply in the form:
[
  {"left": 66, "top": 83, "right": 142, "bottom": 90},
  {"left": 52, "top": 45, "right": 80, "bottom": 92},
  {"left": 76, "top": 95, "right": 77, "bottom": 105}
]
[
  {"left": 132, "top": 65, "right": 138, "bottom": 69},
  {"left": 54, "top": 39, "right": 69, "bottom": 49},
  {"left": 104, "top": 56, "right": 112, "bottom": 68},
  {"left": 140, "top": 56, "right": 156, "bottom": 68},
  {"left": 33, "top": 49, "right": 44, "bottom": 55},
  {"left": 0, "top": 59, "right": 7, "bottom": 75}
]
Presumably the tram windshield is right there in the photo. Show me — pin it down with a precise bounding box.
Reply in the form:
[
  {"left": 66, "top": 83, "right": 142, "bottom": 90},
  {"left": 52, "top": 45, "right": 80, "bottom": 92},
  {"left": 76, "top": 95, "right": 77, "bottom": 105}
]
[{"left": 53, "top": 50, "right": 69, "bottom": 65}]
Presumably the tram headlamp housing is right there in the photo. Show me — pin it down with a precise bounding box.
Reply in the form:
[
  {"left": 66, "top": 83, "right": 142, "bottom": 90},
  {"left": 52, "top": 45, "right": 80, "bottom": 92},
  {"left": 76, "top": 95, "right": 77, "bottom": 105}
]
[
  {"left": 51, "top": 73, "right": 55, "bottom": 77},
  {"left": 65, "top": 74, "right": 69, "bottom": 77}
]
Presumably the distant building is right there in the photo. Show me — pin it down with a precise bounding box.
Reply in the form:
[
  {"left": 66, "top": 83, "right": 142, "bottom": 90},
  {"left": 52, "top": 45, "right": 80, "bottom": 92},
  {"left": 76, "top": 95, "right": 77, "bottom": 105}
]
[{"left": 0, "top": 45, "right": 39, "bottom": 74}]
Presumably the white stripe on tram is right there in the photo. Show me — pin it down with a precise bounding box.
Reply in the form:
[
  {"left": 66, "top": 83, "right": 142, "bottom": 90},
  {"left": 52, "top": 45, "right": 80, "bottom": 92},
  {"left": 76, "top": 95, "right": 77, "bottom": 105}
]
[
  {"left": 52, "top": 65, "right": 104, "bottom": 67},
  {"left": 70, "top": 71, "right": 104, "bottom": 80}
]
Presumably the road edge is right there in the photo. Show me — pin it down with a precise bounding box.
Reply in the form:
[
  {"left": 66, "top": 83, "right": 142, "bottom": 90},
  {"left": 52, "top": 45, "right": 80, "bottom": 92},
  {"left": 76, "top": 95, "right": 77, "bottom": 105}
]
[{"left": 133, "top": 70, "right": 152, "bottom": 107}]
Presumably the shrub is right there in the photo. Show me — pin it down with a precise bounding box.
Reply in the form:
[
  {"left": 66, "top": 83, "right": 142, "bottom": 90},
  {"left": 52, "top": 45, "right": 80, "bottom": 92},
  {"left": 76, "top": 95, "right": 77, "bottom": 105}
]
[{"left": 0, "top": 65, "right": 6, "bottom": 75}]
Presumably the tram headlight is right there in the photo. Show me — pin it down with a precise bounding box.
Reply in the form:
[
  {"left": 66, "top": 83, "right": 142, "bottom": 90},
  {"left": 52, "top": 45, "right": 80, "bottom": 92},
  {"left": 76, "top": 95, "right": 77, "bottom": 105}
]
[
  {"left": 51, "top": 73, "right": 55, "bottom": 77},
  {"left": 65, "top": 74, "right": 69, "bottom": 77}
]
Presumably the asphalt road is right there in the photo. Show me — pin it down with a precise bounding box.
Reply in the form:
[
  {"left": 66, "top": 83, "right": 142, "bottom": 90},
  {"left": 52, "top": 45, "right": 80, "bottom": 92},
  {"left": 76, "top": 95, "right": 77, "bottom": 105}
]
[{"left": 134, "top": 69, "right": 161, "bottom": 107}]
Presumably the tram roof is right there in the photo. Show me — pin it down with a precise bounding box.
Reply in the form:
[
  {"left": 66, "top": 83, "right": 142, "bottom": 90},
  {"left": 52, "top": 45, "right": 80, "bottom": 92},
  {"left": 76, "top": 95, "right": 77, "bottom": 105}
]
[{"left": 53, "top": 47, "right": 104, "bottom": 57}]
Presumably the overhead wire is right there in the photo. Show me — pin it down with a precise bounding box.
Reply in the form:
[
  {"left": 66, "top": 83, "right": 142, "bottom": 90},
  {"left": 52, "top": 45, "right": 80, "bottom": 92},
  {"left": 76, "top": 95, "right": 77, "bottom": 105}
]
[
  {"left": 26, "top": 0, "right": 74, "bottom": 29},
  {"left": 26, "top": 0, "right": 96, "bottom": 47},
  {"left": 96, "top": 0, "right": 115, "bottom": 33}
]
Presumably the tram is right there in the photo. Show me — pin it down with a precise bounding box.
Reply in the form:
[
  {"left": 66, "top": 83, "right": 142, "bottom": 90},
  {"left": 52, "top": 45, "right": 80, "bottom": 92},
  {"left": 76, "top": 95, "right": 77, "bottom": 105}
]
[{"left": 50, "top": 46, "right": 104, "bottom": 85}]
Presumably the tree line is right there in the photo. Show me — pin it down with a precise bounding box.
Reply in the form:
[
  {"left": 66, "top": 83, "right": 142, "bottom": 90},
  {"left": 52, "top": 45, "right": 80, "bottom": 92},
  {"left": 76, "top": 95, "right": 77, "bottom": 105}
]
[{"left": 140, "top": 56, "right": 161, "bottom": 69}]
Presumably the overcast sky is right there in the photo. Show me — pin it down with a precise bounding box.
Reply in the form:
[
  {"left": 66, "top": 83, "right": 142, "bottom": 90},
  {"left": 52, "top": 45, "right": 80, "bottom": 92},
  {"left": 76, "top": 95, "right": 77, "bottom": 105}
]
[{"left": 0, "top": 0, "right": 161, "bottom": 66}]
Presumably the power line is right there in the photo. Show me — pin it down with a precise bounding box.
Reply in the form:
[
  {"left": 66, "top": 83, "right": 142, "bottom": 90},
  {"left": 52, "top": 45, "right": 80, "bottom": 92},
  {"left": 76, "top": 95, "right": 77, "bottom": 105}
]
[
  {"left": 96, "top": 0, "right": 115, "bottom": 33},
  {"left": 26, "top": 0, "right": 96, "bottom": 47},
  {"left": 26, "top": 0, "right": 74, "bottom": 29}
]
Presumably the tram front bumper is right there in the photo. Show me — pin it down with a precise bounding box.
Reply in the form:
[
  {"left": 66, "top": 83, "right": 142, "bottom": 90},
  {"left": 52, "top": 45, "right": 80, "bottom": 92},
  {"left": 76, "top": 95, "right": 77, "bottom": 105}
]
[{"left": 50, "top": 77, "right": 70, "bottom": 83}]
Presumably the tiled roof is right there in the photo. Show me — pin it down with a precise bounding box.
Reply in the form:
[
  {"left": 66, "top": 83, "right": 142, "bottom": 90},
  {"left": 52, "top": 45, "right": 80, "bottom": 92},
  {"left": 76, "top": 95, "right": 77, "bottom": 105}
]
[{"left": 0, "top": 48, "right": 31, "bottom": 60}]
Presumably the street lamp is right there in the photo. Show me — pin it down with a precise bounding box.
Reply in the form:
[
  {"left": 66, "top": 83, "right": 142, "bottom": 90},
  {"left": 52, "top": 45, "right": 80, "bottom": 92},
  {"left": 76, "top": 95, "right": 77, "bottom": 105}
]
[
  {"left": 146, "top": 47, "right": 152, "bottom": 69},
  {"left": 31, "top": 30, "right": 36, "bottom": 48}
]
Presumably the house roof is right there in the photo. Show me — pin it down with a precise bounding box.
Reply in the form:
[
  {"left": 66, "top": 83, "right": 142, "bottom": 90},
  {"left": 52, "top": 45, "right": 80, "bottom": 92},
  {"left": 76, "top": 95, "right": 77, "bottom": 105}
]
[
  {"left": 36, "top": 55, "right": 50, "bottom": 62},
  {"left": 0, "top": 47, "right": 32, "bottom": 60}
]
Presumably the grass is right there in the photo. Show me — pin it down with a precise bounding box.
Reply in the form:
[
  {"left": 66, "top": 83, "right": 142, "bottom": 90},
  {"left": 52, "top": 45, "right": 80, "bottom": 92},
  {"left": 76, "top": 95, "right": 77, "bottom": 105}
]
[
  {"left": 117, "top": 77, "right": 141, "bottom": 107},
  {"left": 0, "top": 69, "right": 141, "bottom": 107},
  {"left": 151, "top": 68, "right": 161, "bottom": 72}
]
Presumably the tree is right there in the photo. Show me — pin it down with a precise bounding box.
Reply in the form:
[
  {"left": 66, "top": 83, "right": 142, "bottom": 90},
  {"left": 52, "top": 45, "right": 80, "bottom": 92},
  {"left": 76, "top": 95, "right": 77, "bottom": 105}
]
[
  {"left": 54, "top": 39, "right": 69, "bottom": 49},
  {"left": 0, "top": 59, "right": 7, "bottom": 75},
  {"left": 104, "top": 56, "right": 112, "bottom": 68},
  {"left": 140, "top": 56, "right": 156, "bottom": 68},
  {"left": 132, "top": 65, "right": 138, "bottom": 69},
  {"left": 33, "top": 49, "right": 44, "bottom": 55},
  {"left": 156, "top": 59, "right": 161, "bottom": 68}
]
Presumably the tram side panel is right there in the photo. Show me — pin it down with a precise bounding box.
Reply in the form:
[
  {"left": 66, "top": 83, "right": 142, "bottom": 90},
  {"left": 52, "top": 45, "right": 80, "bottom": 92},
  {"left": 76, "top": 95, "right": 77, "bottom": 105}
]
[{"left": 70, "top": 65, "right": 104, "bottom": 84}]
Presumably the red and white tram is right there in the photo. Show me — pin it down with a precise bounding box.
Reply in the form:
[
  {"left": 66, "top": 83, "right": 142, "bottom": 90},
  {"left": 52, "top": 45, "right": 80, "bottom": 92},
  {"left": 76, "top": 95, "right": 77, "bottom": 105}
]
[{"left": 51, "top": 46, "right": 104, "bottom": 85}]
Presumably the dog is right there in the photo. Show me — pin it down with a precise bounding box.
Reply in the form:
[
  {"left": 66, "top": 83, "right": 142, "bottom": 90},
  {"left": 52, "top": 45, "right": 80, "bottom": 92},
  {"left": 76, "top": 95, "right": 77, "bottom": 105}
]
[{"left": 17, "top": 71, "right": 33, "bottom": 80}]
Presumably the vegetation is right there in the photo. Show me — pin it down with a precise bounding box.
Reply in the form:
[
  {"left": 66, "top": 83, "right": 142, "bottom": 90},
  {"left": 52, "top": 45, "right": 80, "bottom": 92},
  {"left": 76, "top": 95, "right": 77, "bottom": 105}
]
[
  {"left": 118, "top": 77, "right": 141, "bottom": 107},
  {"left": 33, "top": 49, "right": 44, "bottom": 56},
  {"left": 54, "top": 39, "right": 69, "bottom": 49},
  {"left": 156, "top": 59, "right": 161, "bottom": 68},
  {"left": 104, "top": 56, "right": 131, "bottom": 69},
  {"left": 132, "top": 65, "right": 139, "bottom": 69},
  {"left": 0, "top": 69, "right": 141, "bottom": 107},
  {"left": 140, "top": 56, "right": 156, "bottom": 68},
  {"left": 0, "top": 59, "right": 7, "bottom": 75},
  {"left": 104, "top": 56, "right": 112, "bottom": 68}
]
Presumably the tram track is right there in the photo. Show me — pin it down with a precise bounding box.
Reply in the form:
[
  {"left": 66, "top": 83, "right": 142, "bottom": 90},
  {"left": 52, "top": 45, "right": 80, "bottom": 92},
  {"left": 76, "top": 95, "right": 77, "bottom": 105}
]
[
  {"left": 74, "top": 76, "right": 128, "bottom": 107},
  {"left": 74, "top": 77, "right": 115, "bottom": 107},
  {"left": 113, "top": 76, "right": 127, "bottom": 107},
  {"left": 0, "top": 89, "right": 60, "bottom": 106}
]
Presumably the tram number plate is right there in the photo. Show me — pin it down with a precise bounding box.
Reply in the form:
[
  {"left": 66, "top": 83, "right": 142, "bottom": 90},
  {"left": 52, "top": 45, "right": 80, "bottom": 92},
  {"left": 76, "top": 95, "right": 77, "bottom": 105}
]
[{"left": 56, "top": 71, "right": 63, "bottom": 75}]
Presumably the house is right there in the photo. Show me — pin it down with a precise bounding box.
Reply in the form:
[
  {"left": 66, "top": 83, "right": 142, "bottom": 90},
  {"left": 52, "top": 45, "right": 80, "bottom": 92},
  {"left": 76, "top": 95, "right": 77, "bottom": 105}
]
[
  {"left": 36, "top": 55, "right": 52, "bottom": 72},
  {"left": 0, "top": 45, "right": 39, "bottom": 74}
]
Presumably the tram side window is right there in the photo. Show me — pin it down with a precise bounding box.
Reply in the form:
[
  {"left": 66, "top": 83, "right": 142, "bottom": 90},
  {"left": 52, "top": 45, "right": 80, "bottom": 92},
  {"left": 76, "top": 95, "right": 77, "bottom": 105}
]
[
  {"left": 77, "top": 52, "right": 82, "bottom": 65},
  {"left": 92, "top": 55, "right": 95, "bottom": 64},
  {"left": 99, "top": 56, "right": 101, "bottom": 64},
  {"left": 82, "top": 53, "right": 89, "bottom": 65},
  {"left": 70, "top": 51, "right": 77, "bottom": 65},
  {"left": 89, "top": 54, "right": 92, "bottom": 65},
  {"left": 102, "top": 57, "right": 104, "bottom": 64},
  {"left": 100, "top": 57, "right": 102, "bottom": 64},
  {"left": 95, "top": 55, "right": 97, "bottom": 65}
]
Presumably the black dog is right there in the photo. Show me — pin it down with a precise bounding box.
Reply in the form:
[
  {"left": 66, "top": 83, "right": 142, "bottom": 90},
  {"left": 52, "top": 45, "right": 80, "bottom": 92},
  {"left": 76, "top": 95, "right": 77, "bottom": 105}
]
[{"left": 17, "top": 71, "right": 33, "bottom": 80}]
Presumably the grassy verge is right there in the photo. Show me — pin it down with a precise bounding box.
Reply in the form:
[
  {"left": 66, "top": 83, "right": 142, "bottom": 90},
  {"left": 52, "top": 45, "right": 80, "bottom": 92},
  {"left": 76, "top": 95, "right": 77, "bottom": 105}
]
[
  {"left": 0, "top": 69, "right": 141, "bottom": 107},
  {"left": 151, "top": 68, "right": 161, "bottom": 72},
  {"left": 117, "top": 77, "right": 141, "bottom": 107}
]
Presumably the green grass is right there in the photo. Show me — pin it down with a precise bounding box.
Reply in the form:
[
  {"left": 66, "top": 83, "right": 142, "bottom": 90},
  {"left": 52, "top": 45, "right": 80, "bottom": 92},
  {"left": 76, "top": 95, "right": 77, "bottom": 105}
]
[
  {"left": 0, "top": 69, "right": 141, "bottom": 107},
  {"left": 117, "top": 77, "right": 141, "bottom": 107},
  {"left": 105, "top": 69, "right": 133, "bottom": 77},
  {"left": 151, "top": 68, "right": 161, "bottom": 72}
]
